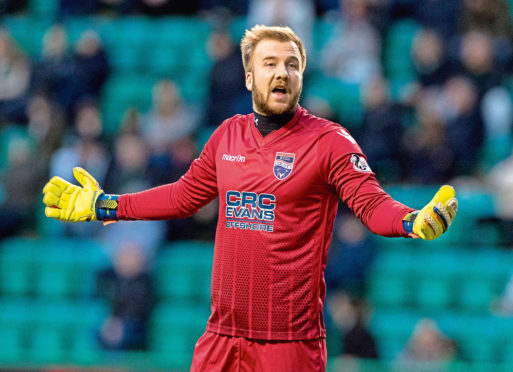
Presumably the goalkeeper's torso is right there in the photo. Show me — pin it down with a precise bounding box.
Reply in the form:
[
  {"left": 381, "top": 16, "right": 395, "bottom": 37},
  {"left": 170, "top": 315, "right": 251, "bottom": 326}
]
[{"left": 205, "top": 106, "right": 372, "bottom": 340}]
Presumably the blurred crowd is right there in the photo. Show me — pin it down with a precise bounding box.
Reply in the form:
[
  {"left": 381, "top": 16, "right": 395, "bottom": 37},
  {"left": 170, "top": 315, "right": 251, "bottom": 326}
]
[{"left": 1, "top": 0, "right": 513, "bottom": 359}]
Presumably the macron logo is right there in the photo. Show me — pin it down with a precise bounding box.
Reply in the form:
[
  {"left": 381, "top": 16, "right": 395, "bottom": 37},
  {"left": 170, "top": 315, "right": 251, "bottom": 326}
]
[{"left": 222, "top": 154, "right": 246, "bottom": 163}]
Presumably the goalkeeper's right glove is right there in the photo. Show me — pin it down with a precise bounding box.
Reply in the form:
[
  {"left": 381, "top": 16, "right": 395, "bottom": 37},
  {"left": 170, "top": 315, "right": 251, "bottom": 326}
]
[
  {"left": 42, "top": 167, "right": 118, "bottom": 222},
  {"left": 403, "top": 185, "right": 458, "bottom": 240}
]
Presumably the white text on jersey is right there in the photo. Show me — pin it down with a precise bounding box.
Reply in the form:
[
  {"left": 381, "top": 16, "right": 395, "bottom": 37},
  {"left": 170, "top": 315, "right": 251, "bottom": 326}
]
[{"left": 222, "top": 154, "right": 246, "bottom": 163}]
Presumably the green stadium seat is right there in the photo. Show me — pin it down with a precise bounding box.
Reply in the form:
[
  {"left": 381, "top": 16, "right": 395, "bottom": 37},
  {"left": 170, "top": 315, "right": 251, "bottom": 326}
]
[
  {"left": 0, "top": 125, "right": 32, "bottom": 172},
  {"left": 150, "top": 302, "right": 209, "bottom": 370},
  {"left": 28, "top": 325, "right": 67, "bottom": 363},
  {"left": 148, "top": 48, "right": 185, "bottom": 76},
  {"left": 456, "top": 279, "right": 496, "bottom": 313},
  {"left": 229, "top": 16, "right": 248, "bottom": 43},
  {"left": 367, "top": 273, "right": 411, "bottom": 308},
  {"left": 303, "top": 73, "right": 363, "bottom": 127},
  {"left": 369, "top": 309, "right": 421, "bottom": 360},
  {"left": 383, "top": 19, "right": 419, "bottom": 80},
  {"left": 155, "top": 242, "right": 213, "bottom": 303},
  {"left": 29, "top": 0, "right": 58, "bottom": 18},
  {"left": 0, "top": 325, "right": 25, "bottom": 362},
  {"left": 0, "top": 237, "right": 37, "bottom": 297},
  {"left": 3, "top": 16, "right": 51, "bottom": 58},
  {"left": 414, "top": 277, "right": 452, "bottom": 310}
]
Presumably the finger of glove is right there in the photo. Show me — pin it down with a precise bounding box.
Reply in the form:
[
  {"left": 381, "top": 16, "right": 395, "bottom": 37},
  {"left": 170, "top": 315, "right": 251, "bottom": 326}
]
[
  {"left": 425, "top": 212, "right": 443, "bottom": 239},
  {"left": 43, "top": 191, "right": 62, "bottom": 207},
  {"left": 45, "top": 206, "right": 62, "bottom": 219},
  {"left": 433, "top": 185, "right": 456, "bottom": 204},
  {"left": 43, "top": 177, "right": 70, "bottom": 196},
  {"left": 446, "top": 198, "right": 458, "bottom": 219},
  {"left": 73, "top": 167, "right": 100, "bottom": 190},
  {"left": 433, "top": 202, "right": 452, "bottom": 230}
]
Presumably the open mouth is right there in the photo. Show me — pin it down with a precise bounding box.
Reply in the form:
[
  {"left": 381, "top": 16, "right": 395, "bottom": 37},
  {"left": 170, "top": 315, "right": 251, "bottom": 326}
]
[{"left": 272, "top": 87, "right": 287, "bottom": 94}]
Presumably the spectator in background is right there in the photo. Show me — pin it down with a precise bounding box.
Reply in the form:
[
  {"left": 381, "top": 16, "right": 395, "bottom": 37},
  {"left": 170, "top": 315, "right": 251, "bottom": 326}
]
[
  {"left": 455, "top": 30, "right": 505, "bottom": 99},
  {"left": 247, "top": 0, "right": 315, "bottom": 52},
  {"left": 486, "top": 150, "right": 513, "bottom": 219},
  {"left": 104, "top": 133, "right": 150, "bottom": 193},
  {"left": 459, "top": 0, "right": 513, "bottom": 67},
  {"left": 96, "top": 240, "right": 154, "bottom": 350},
  {"left": 140, "top": 79, "right": 200, "bottom": 187},
  {"left": 411, "top": 29, "right": 451, "bottom": 88},
  {"left": 205, "top": 29, "right": 251, "bottom": 127},
  {"left": 322, "top": 0, "right": 381, "bottom": 85},
  {"left": 140, "top": 79, "right": 199, "bottom": 154},
  {"left": 325, "top": 211, "right": 377, "bottom": 297},
  {"left": 101, "top": 133, "right": 166, "bottom": 258},
  {"left": 50, "top": 99, "right": 110, "bottom": 185},
  {"left": 395, "top": 318, "right": 456, "bottom": 370},
  {"left": 401, "top": 92, "right": 453, "bottom": 183},
  {"left": 328, "top": 291, "right": 378, "bottom": 365},
  {"left": 0, "top": 28, "right": 31, "bottom": 124},
  {"left": 0, "top": 135, "right": 46, "bottom": 237},
  {"left": 0, "top": 95, "right": 65, "bottom": 237},
  {"left": 459, "top": 0, "right": 513, "bottom": 40},
  {"left": 26, "top": 94, "right": 66, "bottom": 164},
  {"left": 32, "top": 24, "right": 76, "bottom": 117},
  {"left": 358, "top": 76, "right": 403, "bottom": 182},
  {"left": 440, "top": 76, "right": 484, "bottom": 176},
  {"left": 72, "top": 30, "right": 110, "bottom": 107}
]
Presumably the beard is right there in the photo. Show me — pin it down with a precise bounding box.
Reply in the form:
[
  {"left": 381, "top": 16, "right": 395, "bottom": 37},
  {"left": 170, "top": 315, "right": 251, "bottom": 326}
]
[{"left": 252, "top": 80, "right": 302, "bottom": 116}]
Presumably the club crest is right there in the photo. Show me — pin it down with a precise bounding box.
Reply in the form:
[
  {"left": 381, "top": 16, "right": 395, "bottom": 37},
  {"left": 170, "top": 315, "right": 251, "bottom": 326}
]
[{"left": 273, "top": 152, "right": 295, "bottom": 180}]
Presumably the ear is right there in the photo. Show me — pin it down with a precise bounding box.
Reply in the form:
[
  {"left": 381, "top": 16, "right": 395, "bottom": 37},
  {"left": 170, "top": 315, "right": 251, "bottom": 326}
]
[{"left": 245, "top": 71, "right": 253, "bottom": 91}]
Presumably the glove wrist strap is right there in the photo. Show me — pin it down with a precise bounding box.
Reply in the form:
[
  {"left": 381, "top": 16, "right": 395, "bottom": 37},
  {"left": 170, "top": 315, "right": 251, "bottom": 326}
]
[
  {"left": 402, "top": 211, "right": 419, "bottom": 235},
  {"left": 95, "top": 194, "right": 119, "bottom": 221}
]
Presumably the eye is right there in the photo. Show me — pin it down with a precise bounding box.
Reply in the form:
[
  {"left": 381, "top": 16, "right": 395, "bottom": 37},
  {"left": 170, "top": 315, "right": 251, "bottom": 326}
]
[
  {"left": 266, "top": 62, "right": 275, "bottom": 67},
  {"left": 289, "top": 62, "right": 298, "bottom": 69}
]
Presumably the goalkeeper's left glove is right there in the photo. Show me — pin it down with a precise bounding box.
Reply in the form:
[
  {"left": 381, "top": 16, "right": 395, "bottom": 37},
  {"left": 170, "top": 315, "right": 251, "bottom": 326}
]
[
  {"left": 402, "top": 185, "right": 458, "bottom": 240},
  {"left": 42, "top": 167, "right": 118, "bottom": 222}
]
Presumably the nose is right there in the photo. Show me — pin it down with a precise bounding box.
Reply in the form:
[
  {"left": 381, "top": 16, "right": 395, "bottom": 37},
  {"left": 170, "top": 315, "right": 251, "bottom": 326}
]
[{"left": 275, "top": 62, "right": 289, "bottom": 81}]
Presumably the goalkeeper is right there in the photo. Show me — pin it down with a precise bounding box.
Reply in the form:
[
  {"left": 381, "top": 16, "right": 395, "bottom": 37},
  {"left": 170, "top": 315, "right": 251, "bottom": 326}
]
[{"left": 43, "top": 25, "right": 458, "bottom": 372}]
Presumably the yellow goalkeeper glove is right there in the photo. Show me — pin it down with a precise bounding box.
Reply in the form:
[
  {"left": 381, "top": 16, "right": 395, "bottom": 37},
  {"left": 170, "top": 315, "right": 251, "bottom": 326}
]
[
  {"left": 403, "top": 185, "right": 458, "bottom": 240},
  {"left": 42, "top": 167, "right": 118, "bottom": 222}
]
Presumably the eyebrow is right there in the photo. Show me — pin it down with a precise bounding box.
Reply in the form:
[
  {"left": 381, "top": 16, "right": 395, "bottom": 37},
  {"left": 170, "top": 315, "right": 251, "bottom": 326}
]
[{"left": 262, "top": 55, "right": 300, "bottom": 63}]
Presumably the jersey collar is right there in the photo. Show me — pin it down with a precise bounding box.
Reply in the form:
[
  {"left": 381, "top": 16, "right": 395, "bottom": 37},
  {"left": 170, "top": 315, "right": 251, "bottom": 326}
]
[{"left": 249, "top": 106, "right": 304, "bottom": 146}]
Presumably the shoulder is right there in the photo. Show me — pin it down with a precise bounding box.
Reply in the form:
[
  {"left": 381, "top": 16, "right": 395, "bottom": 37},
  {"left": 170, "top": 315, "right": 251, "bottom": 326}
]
[
  {"left": 217, "top": 113, "right": 252, "bottom": 132},
  {"left": 202, "top": 113, "right": 252, "bottom": 151},
  {"left": 298, "top": 108, "right": 358, "bottom": 145},
  {"left": 298, "top": 109, "right": 364, "bottom": 160}
]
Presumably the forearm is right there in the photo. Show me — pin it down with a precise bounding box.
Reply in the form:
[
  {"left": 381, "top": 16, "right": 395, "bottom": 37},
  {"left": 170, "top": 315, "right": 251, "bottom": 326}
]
[
  {"left": 363, "top": 195, "right": 413, "bottom": 237},
  {"left": 345, "top": 178, "right": 413, "bottom": 237},
  {"left": 117, "top": 181, "right": 206, "bottom": 221}
]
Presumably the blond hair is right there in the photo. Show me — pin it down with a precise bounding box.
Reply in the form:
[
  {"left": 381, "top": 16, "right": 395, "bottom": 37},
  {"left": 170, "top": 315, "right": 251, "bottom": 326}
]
[{"left": 240, "top": 25, "right": 307, "bottom": 73}]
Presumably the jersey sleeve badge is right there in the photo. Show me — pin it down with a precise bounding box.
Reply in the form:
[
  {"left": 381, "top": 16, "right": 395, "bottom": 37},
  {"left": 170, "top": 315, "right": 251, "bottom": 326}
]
[{"left": 350, "top": 154, "right": 372, "bottom": 173}]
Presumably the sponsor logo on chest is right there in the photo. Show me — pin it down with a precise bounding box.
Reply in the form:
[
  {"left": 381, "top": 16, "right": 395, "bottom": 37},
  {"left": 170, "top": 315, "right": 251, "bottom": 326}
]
[
  {"left": 273, "top": 152, "right": 295, "bottom": 180},
  {"left": 222, "top": 154, "right": 246, "bottom": 163}
]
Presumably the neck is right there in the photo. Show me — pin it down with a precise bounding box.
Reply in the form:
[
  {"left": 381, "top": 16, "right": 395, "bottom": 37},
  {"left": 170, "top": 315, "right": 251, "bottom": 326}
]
[{"left": 253, "top": 107, "right": 297, "bottom": 137}]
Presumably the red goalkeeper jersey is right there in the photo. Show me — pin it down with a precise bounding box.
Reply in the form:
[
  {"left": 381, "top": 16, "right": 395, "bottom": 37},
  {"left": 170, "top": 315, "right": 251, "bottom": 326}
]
[{"left": 118, "top": 106, "right": 413, "bottom": 340}]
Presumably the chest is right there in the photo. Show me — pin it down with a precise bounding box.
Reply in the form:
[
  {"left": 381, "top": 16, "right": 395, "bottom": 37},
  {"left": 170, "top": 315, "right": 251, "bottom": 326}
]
[{"left": 214, "top": 128, "right": 325, "bottom": 205}]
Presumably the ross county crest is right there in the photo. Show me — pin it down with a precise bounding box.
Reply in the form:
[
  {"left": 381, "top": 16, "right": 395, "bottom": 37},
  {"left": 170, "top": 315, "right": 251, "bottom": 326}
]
[{"left": 273, "top": 152, "right": 295, "bottom": 180}]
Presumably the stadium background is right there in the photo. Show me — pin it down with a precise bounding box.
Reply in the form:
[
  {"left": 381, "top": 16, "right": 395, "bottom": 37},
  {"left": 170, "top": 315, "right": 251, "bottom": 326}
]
[{"left": 1, "top": 0, "right": 513, "bottom": 371}]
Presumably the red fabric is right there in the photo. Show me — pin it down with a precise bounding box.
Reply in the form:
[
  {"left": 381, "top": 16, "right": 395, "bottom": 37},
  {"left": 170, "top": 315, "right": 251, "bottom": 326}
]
[
  {"left": 118, "top": 107, "right": 414, "bottom": 340},
  {"left": 190, "top": 331, "right": 327, "bottom": 372}
]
